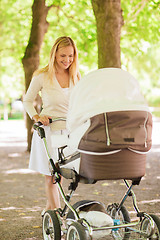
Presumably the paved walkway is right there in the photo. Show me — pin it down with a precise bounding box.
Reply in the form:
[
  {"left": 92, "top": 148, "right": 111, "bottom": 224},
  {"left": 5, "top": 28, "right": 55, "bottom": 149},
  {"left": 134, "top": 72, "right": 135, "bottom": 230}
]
[{"left": 0, "top": 119, "right": 159, "bottom": 240}]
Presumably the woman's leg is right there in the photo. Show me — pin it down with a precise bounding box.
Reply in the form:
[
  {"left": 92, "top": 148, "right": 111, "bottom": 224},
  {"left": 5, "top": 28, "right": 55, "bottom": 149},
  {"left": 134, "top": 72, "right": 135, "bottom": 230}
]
[{"left": 45, "top": 175, "right": 61, "bottom": 210}]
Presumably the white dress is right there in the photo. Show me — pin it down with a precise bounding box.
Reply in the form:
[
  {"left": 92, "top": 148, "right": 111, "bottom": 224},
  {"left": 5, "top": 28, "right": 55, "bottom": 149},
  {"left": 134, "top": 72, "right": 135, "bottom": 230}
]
[
  {"left": 29, "top": 127, "right": 69, "bottom": 176},
  {"left": 29, "top": 88, "right": 70, "bottom": 176}
]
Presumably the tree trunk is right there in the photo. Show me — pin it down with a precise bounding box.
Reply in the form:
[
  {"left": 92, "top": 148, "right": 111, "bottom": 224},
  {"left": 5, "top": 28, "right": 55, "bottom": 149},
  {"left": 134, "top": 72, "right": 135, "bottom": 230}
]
[
  {"left": 91, "top": 0, "right": 123, "bottom": 68},
  {"left": 22, "top": 0, "right": 50, "bottom": 151}
]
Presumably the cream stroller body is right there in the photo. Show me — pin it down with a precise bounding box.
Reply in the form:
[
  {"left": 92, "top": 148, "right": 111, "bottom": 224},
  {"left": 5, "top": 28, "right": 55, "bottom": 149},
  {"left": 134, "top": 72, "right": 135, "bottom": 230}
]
[{"left": 34, "top": 68, "right": 160, "bottom": 239}]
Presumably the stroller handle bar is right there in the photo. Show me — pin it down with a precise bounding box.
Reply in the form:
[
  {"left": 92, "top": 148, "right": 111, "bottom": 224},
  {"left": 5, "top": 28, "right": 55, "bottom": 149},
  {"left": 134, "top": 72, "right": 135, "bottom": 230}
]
[{"left": 33, "top": 117, "right": 66, "bottom": 139}]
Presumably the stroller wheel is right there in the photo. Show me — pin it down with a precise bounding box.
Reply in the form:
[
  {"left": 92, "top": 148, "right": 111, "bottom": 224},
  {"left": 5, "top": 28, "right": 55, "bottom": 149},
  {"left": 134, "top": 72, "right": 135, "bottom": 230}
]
[
  {"left": 107, "top": 204, "right": 131, "bottom": 240},
  {"left": 42, "top": 210, "right": 61, "bottom": 240},
  {"left": 67, "top": 221, "right": 90, "bottom": 240},
  {"left": 140, "top": 214, "right": 160, "bottom": 239}
]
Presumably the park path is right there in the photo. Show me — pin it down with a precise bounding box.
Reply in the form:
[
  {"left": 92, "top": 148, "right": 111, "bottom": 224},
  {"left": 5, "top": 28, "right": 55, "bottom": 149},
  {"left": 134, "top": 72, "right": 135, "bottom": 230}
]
[{"left": 0, "top": 119, "right": 160, "bottom": 240}]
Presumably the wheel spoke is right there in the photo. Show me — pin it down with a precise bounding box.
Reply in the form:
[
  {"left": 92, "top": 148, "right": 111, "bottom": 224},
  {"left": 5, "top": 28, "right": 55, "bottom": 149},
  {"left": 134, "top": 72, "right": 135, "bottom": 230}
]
[
  {"left": 107, "top": 204, "right": 130, "bottom": 240},
  {"left": 140, "top": 214, "right": 160, "bottom": 239},
  {"left": 42, "top": 210, "right": 61, "bottom": 240},
  {"left": 67, "top": 221, "right": 88, "bottom": 240}
]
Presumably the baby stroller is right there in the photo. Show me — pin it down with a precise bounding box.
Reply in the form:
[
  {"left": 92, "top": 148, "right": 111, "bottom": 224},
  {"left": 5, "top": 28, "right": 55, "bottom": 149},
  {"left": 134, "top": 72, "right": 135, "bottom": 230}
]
[{"left": 34, "top": 68, "right": 160, "bottom": 240}]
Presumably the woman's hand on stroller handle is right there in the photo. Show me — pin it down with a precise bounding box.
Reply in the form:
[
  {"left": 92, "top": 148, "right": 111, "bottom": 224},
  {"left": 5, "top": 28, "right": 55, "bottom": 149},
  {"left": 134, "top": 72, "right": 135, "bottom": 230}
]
[
  {"left": 32, "top": 118, "right": 52, "bottom": 139},
  {"left": 33, "top": 115, "right": 66, "bottom": 128},
  {"left": 32, "top": 115, "right": 52, "bottom": 126},
  {"left": 33, "top": 117, "right": 66, "bottom": 138}
]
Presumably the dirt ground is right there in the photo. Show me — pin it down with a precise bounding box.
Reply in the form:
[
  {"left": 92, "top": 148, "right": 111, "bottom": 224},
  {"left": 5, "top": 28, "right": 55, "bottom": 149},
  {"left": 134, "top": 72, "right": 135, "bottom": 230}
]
[{"left": 0, "top": 119, "right": 160, "bottom": 240}]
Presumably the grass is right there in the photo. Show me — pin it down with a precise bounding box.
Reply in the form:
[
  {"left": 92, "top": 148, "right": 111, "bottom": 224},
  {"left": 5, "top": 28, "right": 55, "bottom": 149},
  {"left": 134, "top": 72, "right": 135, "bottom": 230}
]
[
  {"left": 0, "top": 112, "right": 24, "bottom": 120},
  {"left": 0, "top": 97, "right": 160, "bottom": 121},
  {"left": 152, "top": 111, "right": 160, "bottom": 118}
]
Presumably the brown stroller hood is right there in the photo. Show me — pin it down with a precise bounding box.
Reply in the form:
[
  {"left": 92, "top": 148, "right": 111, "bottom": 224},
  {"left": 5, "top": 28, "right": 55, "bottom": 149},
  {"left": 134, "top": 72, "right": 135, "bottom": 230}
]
[{"left": 78, "top": 110, "right": 152, "bottom": 153}]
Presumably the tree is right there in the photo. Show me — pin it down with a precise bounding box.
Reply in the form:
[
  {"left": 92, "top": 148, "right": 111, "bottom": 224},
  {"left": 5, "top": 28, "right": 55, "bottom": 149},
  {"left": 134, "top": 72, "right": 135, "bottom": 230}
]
[
  {"left": 22, "top": 0, "right": 52, "bottom": 151},
  {"left": 120, "top": 0, "right": 160, "bottom": 94},
  {"left": 91, "top": 0, "right": 123, "bottom": 68},
  {"left": 0, "top": 0, "right": 32, "bottom": 120},
  {"left": 1, "top": 0, "right": 160, "bottom": 137}
]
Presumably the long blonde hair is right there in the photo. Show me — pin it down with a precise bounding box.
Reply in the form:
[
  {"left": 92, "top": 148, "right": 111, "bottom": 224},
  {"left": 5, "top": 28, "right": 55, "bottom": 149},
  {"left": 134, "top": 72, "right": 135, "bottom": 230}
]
[{"left": 34, "top": 36, "right": 80, "bottom": 84}]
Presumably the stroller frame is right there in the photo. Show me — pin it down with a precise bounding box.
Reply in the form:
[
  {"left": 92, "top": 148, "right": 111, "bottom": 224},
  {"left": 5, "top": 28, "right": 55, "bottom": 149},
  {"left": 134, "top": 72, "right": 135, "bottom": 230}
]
[{"left": 33, "top": 119, "right": 160, "bottom": 240}]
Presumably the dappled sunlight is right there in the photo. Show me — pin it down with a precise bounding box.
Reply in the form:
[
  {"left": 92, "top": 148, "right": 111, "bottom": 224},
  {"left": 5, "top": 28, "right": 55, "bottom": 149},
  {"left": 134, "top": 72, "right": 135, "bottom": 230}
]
[
  {"left": 0, "top": 141, "right": 27, "bottom": 147},
  {"left": 129, "top": 213, "right": 160, "bottom": 221},
  {"left": 0, "top": 119, "right": 159, "bottom": 240},
  {"left": 139, "top": 199, "right": 160, "bottom": 204},
  {"left": 149, "top": 146, "right": 160, "bottom": 153},
  {"left": 0, "top": 205, "right": 40, "bottom": 225},
  {"left": 140, "top": 187, "right": 152, "bottom": 191},
  {"left": 0, "top": 120, "right": 27, "bottom": 147},
  {"left": 21, "top": 216, "right": 36, "bottom": 220},
  {"left": 152, "top": 120, "right": 160, "bottom": 147},
  {"left": 129, "top": 211, "right": 160, "bottom": 220},
  {"left": 146, "top": 162, "right": 152, "bottom": 169},
  {"left": 26, "top": 206, "right": 42, "bottom": 212},
  {"left": 2, "top": 179, "right": 18, "bottom": 183},
  {"left": 0, "top": 205, "right": 42, "bottom": 222},
  {"left": 0, "top": 205, "right": 42, "bottom": 213},
  {"left": 8, "top": 152, "right": 22, "bottom": 158},
  {"left": 128, "top": 211, "right": 140, "bottom": 222},
  {"left": 0, "top": 206, "right": 22, "bottom": 211},
  {"left": 129, "top": 211, "right": 137, "bottom": 215},
  {"left": 3, "top": 168, "right": 36, "bottom": 175},
  {"left": 0, "top": 218, "right": 6, "bottom": 222}
]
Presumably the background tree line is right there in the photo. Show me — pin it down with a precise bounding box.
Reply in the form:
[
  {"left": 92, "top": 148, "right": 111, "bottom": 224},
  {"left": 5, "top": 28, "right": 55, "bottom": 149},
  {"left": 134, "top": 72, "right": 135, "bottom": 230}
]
[{"left": 0, "top": 0, "right": 160, "bottom": 150}]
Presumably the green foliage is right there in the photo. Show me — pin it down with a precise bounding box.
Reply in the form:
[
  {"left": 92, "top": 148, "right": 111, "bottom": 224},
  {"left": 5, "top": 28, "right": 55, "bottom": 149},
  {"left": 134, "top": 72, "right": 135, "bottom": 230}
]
[
  {"left": 41, "top": 0, "right": 97, "bottom": 75},
  {"left": 0, "top": 0, "right": 33, "bottom": 103},
  {"left": 121, "top": 0, "right": 160, "bottom": 102},
  {"left": 0, "top": 0, "right": 160, "bottom": 109}
]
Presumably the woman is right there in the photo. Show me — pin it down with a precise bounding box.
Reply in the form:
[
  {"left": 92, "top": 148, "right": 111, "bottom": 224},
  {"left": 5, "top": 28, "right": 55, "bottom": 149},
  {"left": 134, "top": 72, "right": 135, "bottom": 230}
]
[{"left": 23, "top": 36, "right": 80, "bottom": 212}]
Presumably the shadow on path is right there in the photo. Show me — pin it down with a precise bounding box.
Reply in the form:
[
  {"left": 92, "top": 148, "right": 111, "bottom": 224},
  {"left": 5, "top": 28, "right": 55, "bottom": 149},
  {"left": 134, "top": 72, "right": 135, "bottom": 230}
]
[{"left": 0, "top": 119, "right": 160, "bottom": 239}]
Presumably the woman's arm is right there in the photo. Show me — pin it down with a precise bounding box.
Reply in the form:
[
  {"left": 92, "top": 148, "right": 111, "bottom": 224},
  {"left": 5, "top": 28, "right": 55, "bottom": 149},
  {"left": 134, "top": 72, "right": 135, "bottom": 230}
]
[
  {"left": 23, "top": 74, "right": 52, "bottom": 125},
  {"left": 23, "top": 74, "right": 42, "bottom": 119}
]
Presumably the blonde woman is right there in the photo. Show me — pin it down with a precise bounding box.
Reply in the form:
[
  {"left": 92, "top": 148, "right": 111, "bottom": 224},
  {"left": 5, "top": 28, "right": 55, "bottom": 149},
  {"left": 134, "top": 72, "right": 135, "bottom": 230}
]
[{"left": 23, "top": 36, "right": 80, "bottom": 212}]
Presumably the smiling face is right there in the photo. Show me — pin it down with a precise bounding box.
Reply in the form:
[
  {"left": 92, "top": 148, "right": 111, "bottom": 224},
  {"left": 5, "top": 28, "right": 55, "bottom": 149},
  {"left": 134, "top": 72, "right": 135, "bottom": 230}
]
[{"left": 55, "top": 45, "right": 74, "bottom": 71}]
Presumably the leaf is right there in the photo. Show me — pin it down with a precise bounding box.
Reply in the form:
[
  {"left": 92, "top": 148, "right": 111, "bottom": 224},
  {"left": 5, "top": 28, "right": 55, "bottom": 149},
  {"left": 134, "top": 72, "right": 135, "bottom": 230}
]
[
  {"left": 119, "top": 183, "right": 125, "bottom": 186},
  {"left": 19, "top": 213, "right": 26, "bottom": 216},
  {"left": 93, "top": 191, "right": 100, "bottom": 195},
  {"left": 107, "top": 193, "right": 115, "bottom": 197},
  {"left": 32, "top": 226, "right": 40, "bottom": 229},
  {"left": 102, "top": 182, "right": 109, "bottom": 186}
]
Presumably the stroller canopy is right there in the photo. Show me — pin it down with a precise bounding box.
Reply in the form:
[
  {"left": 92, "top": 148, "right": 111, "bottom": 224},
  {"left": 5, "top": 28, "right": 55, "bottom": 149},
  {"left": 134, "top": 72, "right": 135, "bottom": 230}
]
[{"left": 67, "top": 68, "right": 150, "bottom": 132}]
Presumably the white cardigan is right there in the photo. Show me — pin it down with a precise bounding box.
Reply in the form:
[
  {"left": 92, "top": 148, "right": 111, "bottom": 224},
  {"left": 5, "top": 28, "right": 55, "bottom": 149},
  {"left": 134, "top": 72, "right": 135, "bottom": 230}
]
[{"left": 23, "top": 72, "right": 74, "bottom": 131}]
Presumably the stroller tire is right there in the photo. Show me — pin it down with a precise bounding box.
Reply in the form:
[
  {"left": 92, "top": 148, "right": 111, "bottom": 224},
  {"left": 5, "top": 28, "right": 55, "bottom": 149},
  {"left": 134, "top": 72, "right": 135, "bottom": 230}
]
[
  {"left": 67, "top": 221, "right": 90, "bottom": 240},
  {"left": 140, "top": 214, "right": 160, "bottom": 239},
  {"left": 107, "top": 204, "right": 131, "bottom": 240},
  {"left": 42, "top": 210, "right": 61, "bottom": 240}
]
